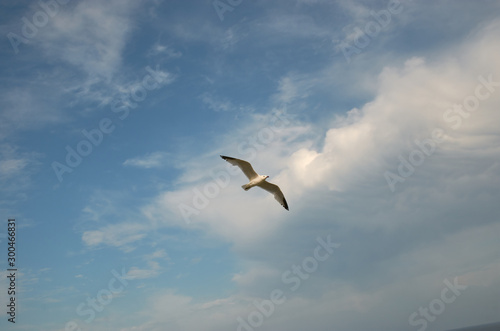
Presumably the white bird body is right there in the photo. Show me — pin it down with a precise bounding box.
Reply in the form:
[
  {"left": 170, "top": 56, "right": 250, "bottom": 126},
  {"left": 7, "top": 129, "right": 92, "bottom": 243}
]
[
  {"left": 242, "top": 174, "right": 269, "bottom": 191},
  {"left": 220, "top": 155, "right": 289, "bottom": 210}
]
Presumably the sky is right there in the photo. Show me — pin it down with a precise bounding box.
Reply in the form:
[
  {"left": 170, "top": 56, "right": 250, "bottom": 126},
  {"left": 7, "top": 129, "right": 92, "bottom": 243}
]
[{"left": 0, "top": 0, "right": 499, "bottom": 330}]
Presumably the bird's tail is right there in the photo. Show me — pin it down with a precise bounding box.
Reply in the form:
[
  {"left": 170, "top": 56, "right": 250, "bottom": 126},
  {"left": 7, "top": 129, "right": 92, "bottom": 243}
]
[{"left": 241, "top": 184, "right": 251, "bottom": 191}]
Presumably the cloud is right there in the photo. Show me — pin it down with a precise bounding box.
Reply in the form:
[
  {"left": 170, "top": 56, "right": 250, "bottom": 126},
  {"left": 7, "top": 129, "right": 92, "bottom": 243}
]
[
  {"left": 123, "top": 152, "right": 171, "bottom": 169},
  {"left": 273, "top": 74, "right": 319, "bottom": 105},
  {"left": 199, "top": 92, "right": 233, "bottom": 112},
  {"left": 37, "top": 0, "right": 140, "bottom": 81},
  {"left": 126, "top": 261, "right": 161, "bottom": 280},
  {"left": 0, "top": 87, "right": 67, "bottom": 141},
  {"left": 82, "top": 222, "right": 148, "bottom": 252},
  {"left": 64, "top": 13, "right": 500, "bottom": 330},
  {"left": 118, "top": 291, "right": 246, "bottom": 331},
  {"left": 0, "top": 144, "right": 40, "bottom": 196},
  {"left": 148, "top": 43, "right": 182, "bottom": 59},
  {"left": 126, "top": 249, "right": 170, "bottom": 280},
  {"left": 147, "top": 248, "right": 170, "bottom": 261},
  {"left": 112, "top": 222, "right": 500, "bottom": 331},
  {"left": 125, "top": 248, "right": 171, "bottom": 281},
  {"left": 22, "top": 0, "right": 163, "bottom": 113},
  {"left": 232, "top": 264, "right": 280, "bottom": 287},
  {"left": 285, "top": 22, "right": 500, "bottom": 194},
  {"left": 0, "top": 156, "right": 29, "bottom": 179},
  {"left": 254, "top": 13, "right": 332, "bottom": 40},
  {"left": 83, "top": 16, "right": 500, "bottom": 250},
  {"left": 0, "top": 0, "right": 160, "bottom": 144},
  {"left": 140, "top": 20, "right": 500, "bottom": 244},
  {"left": 117, "top": 18, "right": 500, "bottom": 331}
]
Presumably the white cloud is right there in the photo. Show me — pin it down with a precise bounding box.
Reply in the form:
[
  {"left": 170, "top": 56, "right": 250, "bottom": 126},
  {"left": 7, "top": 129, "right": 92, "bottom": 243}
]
[
  {"left": 123, "top": 152, "right": 171, "bottom": 169},
  {"left": 124, "top": 248, "right": 170, "bottom": 280},
  {"left": 199, "top": 92, "right": 233, "bottom": 112},
  {"left": 232, "top": 264, "right": 280, "bottom": 287},
  {"left": 117, "top": 18, "right": 500, "bottom": 331},
  {"left": 38, "top": 0, "right": 140, "bottom": 81},
  {"left": 148, "top": 43, "right": 182, "bottom": 59},
  {"left": 0, "top": 0, "right": 162, "bottom": 144},
  {"left": 0, "top": 87, "right": 66, "bottom": 140},
  {"left": 0, "top": 157, "right": 28, "bottom": 178},
  {"left": 126, "top": 261, "right": 161, "bottom": 280},
  {"left": 0, "top": 144, "right": 40, "bottom": 197},
  {"left": 284, "top": 20, "right": 500, "bottom": 195},
  {"left": 255, "top": 13, "right": 332, "bottom": 40},
  {"left": 147, "top": 248, "right": 170, "bottom": 260},
  {"left": 118, "top": 291, "right": 247, "bottom": 331},
  {"left": 273, "top": 74, "right": 318, "bottom": 105},
  {"left": 112, "top": 222, "right": 500, "bottom": 331},
  {"left": 142, "top": 22, "right": 500, "bottom": 242},
  {"left": 82, "top": 223, "right": 148, "bottom": 252},
  {"left": 69, "top": 15, "right": 500, "bottom": 331}
]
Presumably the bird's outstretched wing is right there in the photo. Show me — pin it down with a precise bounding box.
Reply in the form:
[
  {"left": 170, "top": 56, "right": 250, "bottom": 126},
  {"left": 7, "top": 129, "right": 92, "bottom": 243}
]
[
  {"left": 257, "top": 181, "right": 289, "bottom": 211},
  {"left": 220, "top": 155, "right": 258, "bottom": 180}
]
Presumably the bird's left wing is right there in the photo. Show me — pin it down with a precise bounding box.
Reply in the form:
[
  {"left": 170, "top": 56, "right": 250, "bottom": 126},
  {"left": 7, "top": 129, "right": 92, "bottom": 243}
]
[
  {"left": 220, "top": 155, "right": 258, "bottom": 180},
  {"left": 257, "top": 181, "right": 289, "bottom": 211}
]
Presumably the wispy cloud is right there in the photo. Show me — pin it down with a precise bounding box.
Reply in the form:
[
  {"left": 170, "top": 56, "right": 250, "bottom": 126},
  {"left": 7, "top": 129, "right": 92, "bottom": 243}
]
[
  {"left": 123, "top": 151, "right": 171, "bottom": 169},
  {"left": 0, "top": 87, "right": 67, "bottom": 140},
  {"left": 125, "top": 249, "right": 169, "bottom": 280},
  {"left": 199, "top": 92, "right": 233, "bottom": 112},
  {"left": 37, "top": 0, "right": 140, "bottom": 81},
  {"left": 82, "top": 222, "right": 148, "bottom": 252},
  {"left": 126, "top": 261, "right": 161, "bottom": 280},
  {"left": 148, "top": 43, "right": 182, "bottom": 59},
  {"left": 0, "top": 144, "right": 40, "bottom": 194}
]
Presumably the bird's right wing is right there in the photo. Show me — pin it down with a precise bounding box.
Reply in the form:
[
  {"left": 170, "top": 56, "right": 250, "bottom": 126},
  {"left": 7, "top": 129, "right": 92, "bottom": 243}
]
[
  {"left": 220, "top": 155, "right": 259, "bottom": 180},
  {"left": 257, "top": 181, "right": 289, "bottom": 211}
]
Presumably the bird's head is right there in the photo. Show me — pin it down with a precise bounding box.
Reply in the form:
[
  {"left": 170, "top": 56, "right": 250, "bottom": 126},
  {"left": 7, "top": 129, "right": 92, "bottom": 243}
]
[{"left": 263, "top": 175, "right": 269, "bottom": 180}]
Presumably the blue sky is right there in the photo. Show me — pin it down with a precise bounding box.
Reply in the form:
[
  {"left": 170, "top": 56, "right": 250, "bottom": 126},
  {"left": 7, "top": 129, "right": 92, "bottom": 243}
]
[{"left": 0, "top": 0, "right": 500, "bottom": 330}]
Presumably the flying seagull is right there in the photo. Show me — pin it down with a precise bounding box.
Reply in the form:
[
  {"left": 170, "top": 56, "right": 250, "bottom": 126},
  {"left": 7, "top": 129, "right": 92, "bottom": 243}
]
[{"left": 220, "top": 155, "right": 289, "bottom": 211}]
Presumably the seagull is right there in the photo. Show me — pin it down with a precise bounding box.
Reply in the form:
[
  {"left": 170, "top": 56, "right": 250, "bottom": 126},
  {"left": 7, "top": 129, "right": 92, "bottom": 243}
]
[{"left": 220, "top": 155, "right": 289, "bottom": 211}]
